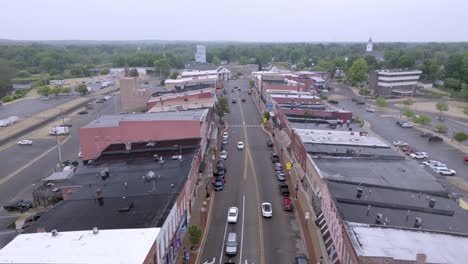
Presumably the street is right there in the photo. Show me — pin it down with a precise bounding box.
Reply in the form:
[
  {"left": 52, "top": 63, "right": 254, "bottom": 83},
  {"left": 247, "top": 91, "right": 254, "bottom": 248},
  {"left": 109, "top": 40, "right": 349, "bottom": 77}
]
[{"left": 200, "top": 80, "right": 304, "bottom": 264}]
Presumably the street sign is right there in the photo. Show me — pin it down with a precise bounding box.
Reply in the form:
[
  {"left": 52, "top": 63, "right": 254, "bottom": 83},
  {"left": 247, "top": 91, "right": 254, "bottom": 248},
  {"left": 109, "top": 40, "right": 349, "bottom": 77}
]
[{"left": 286, "top": 162, "right": 292, "bottom": 170}]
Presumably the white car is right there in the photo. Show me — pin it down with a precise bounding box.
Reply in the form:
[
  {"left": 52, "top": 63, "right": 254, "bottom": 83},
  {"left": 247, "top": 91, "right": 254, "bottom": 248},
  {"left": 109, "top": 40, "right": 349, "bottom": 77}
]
[
  {"left": 392, "top": 140, "right": 408, "bottom": 147},
  {"left": 261, "top": 202, "right": 272, "bottom": 218},
  {"left": 220, "top": 150, "right": 228, "bottom": 160},
  {"left": 366, "top": 107, "right": 375, "bottom": 113},
  {"left": 104, "top": 95, "right": 112, "bottom": 100},
  {"left": 401, "top": 122, "right": 413, "bottom": 128},
  {"left": 237, "top": 142, "right": 244, "bottom": 150},
  {"left": 222, "top": 138, "right": 228, "bottom": 144},
  {"left": 409, "top": 152, "right": 428, "bottom": 159},
  {"left": 223, "top": 131, "right": 228, "bottom": 140},
  {"left": 433, "top": 167, "right": 456, "bottom": 176},
  {"left": 422, "top": 160, "right": 445, "bottom": 167},
  {"left": 78, "top": 152, "right": 82, "bottom": 159},
  {"left": 17, "top": 139, "right": 33, "bottom": 145},
  {"left": 227, "top": 207, "right": 238, "bottom": 223}
]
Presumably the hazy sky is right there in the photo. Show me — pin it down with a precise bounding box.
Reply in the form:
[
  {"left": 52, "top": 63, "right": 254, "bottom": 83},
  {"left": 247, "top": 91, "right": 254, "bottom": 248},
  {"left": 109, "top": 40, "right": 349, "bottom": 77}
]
[{"left": 1, "top": 0, "right": 467, "bottom": 42}]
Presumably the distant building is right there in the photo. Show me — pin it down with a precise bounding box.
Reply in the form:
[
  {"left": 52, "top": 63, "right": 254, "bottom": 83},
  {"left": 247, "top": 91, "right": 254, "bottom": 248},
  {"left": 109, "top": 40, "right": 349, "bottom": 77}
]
[
  {"left": 366, "top": 37, "right": 373, "bottom": 52},
  {"left": 147, "top": 89, "right": 216, "bottom": 112},
  {"left": 119, "top": 78, "right": 165, "bottom": 111},
  {"left": 368, "top": 69, "right": 422, "bottom": 97},
  {"left": 195, "top": 45, "right": 206, "bottom": 63},
  {"left": 364, "top": 37, "right": 384, "bottom": 61}
]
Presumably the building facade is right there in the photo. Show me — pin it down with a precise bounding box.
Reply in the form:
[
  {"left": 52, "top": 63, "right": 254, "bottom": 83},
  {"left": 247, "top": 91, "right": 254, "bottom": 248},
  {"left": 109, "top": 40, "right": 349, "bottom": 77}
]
[
  {"left": 368, "top": 69, "right": 422, "bottom": 97},
  {"left": 195, "top": 45, "right": 206, "bottom": 63}
]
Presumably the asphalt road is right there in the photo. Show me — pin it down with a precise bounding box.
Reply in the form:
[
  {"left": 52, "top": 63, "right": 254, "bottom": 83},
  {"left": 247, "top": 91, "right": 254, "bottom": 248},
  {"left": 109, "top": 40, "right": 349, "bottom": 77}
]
[
  {"left": 329, "top": 82, "right": 468, "bottom": 194},
  {"left": 0, "top": 94, "right": 120, "bottom": 211},
  {"left": 200, "top": 80, "right": 304, "bottom": 264}
]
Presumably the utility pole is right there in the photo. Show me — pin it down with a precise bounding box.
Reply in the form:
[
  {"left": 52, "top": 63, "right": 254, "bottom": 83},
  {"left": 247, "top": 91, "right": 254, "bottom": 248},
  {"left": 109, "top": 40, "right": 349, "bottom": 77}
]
[{"left": 55, "top": 133, "right": 62, "bottom": 164}]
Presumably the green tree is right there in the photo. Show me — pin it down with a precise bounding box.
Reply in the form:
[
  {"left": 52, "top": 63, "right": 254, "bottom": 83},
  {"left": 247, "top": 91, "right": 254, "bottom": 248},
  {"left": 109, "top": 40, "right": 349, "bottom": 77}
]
[
  {"left": 100, "top": 69, "right": 110, "bottom": 75},
  {"left": 413, "top": 114, "right": 431, "bottom": 126},
  {"left": 61, "top": 87, "right": 71, "bottom": 94},
  {"left": 464, "top": 107, "right": 468, "bottom": 116},
  {"left": 434, "top": 124, "right": 448, "bottom": 133},
  {"left": 128, "top": 68, "right": 139, "bottom": 77},
  {"left": 435, "top": 101, "right": 449, "bottom": 116},
  {"left": 37, "top": 85, "right": 51, "bottom": 97},
  {"left": 444, "top": 78, "right": 461, "bottom": 90},
  {"left": 453, "top": 132, "right": 468, "bottom": 143},
  {"left": 402, "top": 99, "right": 415, "bottom": 107},
  {"left": 264, "top": 111, "right": 271, "bottom": 121},
  {"left": 376, "top": 96, "right": 387, "bottom": 107},
  {"left": 187, "top": 225, "right": 202, "bottom": 245},
  {"left": 215, "top": 97, "right": 230, "bottom": 120},
  {"left": 420, "top": 59, "right": 440, "bottom": 81},
  {"left": 50, "top": 86, "right": 63, "bottom": 96},
  {"left": 76, "top": 84, "right": 88, "bottom": 95},
  {"left": 249, "top": 80, "right": 254, "bottom": 88},
  {"left": 402, "top": 109, "right": 415, "bottom": 118},
  {"left": 154, "top": 59, "right": 171, "bottom": 78},
  {"left": 384, "top": 50, "right": 401, "bottom": 68},
  {"left": 16, "top": 70, "right": 30, "bottom": 78},
  {"left": 170, "top": 71, "right": 179, "bottom": 79},
  {"left": 398, "top": 54, "right": 416, "bottom": 68},
  {"left": 212, "top": 56, "right": 221, "bottom": 65},
  {"left": 347, "top": 58, "right": 368, "bottom": 86}
]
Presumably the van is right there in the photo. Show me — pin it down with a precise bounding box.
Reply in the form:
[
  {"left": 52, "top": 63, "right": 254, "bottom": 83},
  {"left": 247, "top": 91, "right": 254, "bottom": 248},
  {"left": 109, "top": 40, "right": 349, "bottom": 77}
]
[{"left": 225, "top": 232, "right": 238, "bottom": 256}]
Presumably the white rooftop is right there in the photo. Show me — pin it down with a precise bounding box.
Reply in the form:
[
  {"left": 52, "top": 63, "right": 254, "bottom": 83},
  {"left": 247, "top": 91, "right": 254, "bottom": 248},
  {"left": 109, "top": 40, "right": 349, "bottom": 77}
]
[
  {"left": 164, "top": 75, "right": 217, "bottom": 84},
  {"left": 347, "top": 222, "right": 468, "bottom": 263},
  {"left": 269, "top": 93, "right": 319, "bottom": 99},
  {"left": 377, "top": 69, "right": 422, "bottom": 75},
  {"left": 0, "top": 228, "right": 160, "bottom": 264},
  {"left": 295, "top": 129, "right": 388, "bottom": 147}
]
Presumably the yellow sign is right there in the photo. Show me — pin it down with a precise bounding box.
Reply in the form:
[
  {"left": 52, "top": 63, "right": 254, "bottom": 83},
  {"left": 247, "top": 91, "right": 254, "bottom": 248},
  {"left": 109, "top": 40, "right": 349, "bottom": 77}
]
[
  {"left": 263, "top": 117, "right": 267, "bottom": 123},
  {"left": 286, "top": 162, "right": 292, "bottom": 170}
]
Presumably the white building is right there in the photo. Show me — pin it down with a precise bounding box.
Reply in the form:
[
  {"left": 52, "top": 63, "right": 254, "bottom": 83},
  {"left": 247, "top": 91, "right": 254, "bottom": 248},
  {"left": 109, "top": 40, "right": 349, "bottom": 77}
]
[
  {"left": 369, "top": 69, "right": 422, "bottom": 97},
  {"left": 366, "top": 37, "right": 373, "bottom": 52},
  {"left": 195, "top": 45, "right": 206, "bottom": 63}
]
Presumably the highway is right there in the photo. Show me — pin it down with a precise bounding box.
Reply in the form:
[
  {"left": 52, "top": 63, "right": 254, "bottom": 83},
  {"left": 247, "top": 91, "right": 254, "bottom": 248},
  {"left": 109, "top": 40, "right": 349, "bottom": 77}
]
[
  {"left": 200, "top": 80, "right": 305, "bottom": 264},
  {"left": 0, "top": 94, "right": 120, "bottom": 212}
]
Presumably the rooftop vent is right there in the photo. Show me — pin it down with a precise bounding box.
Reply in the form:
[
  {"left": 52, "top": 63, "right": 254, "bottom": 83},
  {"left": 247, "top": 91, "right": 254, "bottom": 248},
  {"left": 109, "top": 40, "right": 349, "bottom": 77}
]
[
  {"left": 92, "top": 227, "right": 99, "bottom": 235},
  {"left": 375, "top": 213, "right": 383, "bottom": 224},
  {"left": 356, "top": 187, "right": 363, "bottom": 198},
  {"left": 143, "top": 171, "right": 159, "bottom": 181},
  {"left": 51, "top": 229, "right": 58, "bottom": 237},
  {"left": 429, "top": 198, "right": 436, "bottom": 208},
  {"left": 118, "top": 201, "right": 134, "bottom": 212},
  {"left": 100, "top": 169, "right": 110, "bottom": 180},
  {"left": 414, "top": 217, "right": 422, "bottom": 228}
]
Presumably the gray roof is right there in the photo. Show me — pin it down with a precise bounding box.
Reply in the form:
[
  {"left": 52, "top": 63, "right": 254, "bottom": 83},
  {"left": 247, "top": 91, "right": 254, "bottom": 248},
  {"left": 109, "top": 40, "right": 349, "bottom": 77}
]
[
  {"left": 314, "top": 158, "right": 445, "bottom": 192},
  {"left": 184, "top": 63, "right": 218, "bottom": 71},
  {"left": 306, "top": 144, "right": 399, "bottom": 158},
  {"left": 83, "top": 109, "right": 208, "bottom": 128},
  {"left": 328, "top": 181, "right": 468, "bottom": 234}
]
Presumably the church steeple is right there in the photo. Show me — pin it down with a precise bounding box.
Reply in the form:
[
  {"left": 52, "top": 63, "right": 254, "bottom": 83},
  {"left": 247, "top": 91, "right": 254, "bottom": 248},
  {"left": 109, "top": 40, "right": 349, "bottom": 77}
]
[{"left": 366, "top": 37, "right": 373, "bottom": 52}]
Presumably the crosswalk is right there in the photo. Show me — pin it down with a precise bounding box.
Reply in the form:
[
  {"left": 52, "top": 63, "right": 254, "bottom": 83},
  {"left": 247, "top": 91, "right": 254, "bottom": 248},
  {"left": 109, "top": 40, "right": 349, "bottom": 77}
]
[{"left": 229, "top": 124, "right": 262, "bottom": 128}]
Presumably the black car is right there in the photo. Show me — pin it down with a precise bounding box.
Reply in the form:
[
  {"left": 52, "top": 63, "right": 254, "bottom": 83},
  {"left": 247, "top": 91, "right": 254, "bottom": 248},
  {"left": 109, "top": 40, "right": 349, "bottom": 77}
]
[
  {"left": 356, "top": 101, "right": 366, "bottom": 105},
  {"left": 221, "top": 143, "right": 227, "bottom": 150},
  {"left": 213, "top": 178, "right": 224, "bottom": 191},
  {"left": 3, "top": 200, "right": 33, "bottom": 212},
  {"left": 241, "top": 98, "right": 246, "bottom": 102},
  {"left": 21, "top": 213, "right": 43, "bottom": 229},
  {"left": 420, "top": 132, "right": 434, "bottom": 138},
  {"left": 78, "top": 110, "right": 89, "bottom": 115},
  {"left": 428, "top": 135, "right": 443, "bottom": 142},
  {"left": 266, "top": 139, "right": 273, "bottom": 147},
  {"left": 351, "top": 98, "right": 358, "bottom": 102},
  {"left": 279, "top": 185, "right": 290, "bottom": 196},
  {"left": 328, "top": 99, "right": 339, "bottom": 104},
  {"left": 232, "top": 99, "right": 237, "bottom": 103},
  {"left": 294, "top": 255, "right": 309, "bottom": 264},
  {"left": 271, "top": 152, "right": 280, "bottom": 163}
]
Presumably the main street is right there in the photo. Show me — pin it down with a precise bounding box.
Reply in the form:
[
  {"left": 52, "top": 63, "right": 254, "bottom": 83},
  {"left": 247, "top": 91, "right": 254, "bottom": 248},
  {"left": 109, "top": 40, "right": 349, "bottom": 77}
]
[
  {"left": 0, "top": 94, "right": 120, "bottom": 210},
  {"left": 200, "top": 79, "right": 305, "bottom": 264}
]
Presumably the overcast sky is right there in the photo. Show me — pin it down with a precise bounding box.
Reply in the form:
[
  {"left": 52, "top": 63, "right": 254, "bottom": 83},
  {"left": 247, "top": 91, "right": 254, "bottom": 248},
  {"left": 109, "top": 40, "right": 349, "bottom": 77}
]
[{"left": 1, "top": 0, "right": 467, "bottom": 42}]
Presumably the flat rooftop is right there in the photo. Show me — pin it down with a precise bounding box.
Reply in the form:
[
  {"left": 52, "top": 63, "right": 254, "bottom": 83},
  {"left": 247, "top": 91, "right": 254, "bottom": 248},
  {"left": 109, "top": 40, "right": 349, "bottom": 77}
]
[
  {"left": 269, "top": 93, "right": 320, "bottom": 99},
  {"left": 25, "top": 151, "right": 196, "bottom": 232},
  {"left": 377, "top": 69, "right": 422, "bottom": 75},
  {"left": 83, "top": 109, "right": 208, "bottom": 128},
  {"left": 295, "top": 128, "right": 388, "bottom": 148},
  {"left": 314, "top": 158, "right": 445, "bottom": 192},
  {"left": 0, "top": 228, "right": 159, "bottom": 264},
  {"left": 329, "top": 181, "right": 467, "bottom": 233},
  {"left": 346, "top": 222, "right": 468, "bottom": 263}
]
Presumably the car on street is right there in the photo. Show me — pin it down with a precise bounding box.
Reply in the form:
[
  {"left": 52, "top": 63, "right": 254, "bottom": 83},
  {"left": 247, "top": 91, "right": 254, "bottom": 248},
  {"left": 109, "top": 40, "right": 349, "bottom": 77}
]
[
  {"left": 223, "top": 131, "right": 228, "bottom": 139},
  {"left": 266, "top": 139, "right": 273, "bottom": 147},
  {"left": 225, "top": 232, "right": 238, "bottom": 256},
  {"left": 227, "top": 207, "right": 239, "bottom": 224},
  {"left": 17, "top": 139, "right": 33, "bottom": 145},
  {"left": 274, "top": 163, "right": 282, "bottom": 171},
  {"left": 294, "top": 255, "right": 309, "bottom": 264},
  {"left": 351, "top": 98, "right": 358, "bottom": 102},
  {"left": 222, "top": 138, "right": 228, "bottom": 144},
  {"left": 433, "top": 167, "right": 456, "bottom": 176},
  {"left": 356, "top": 100, "right": 366, "bottom": 105},
  {"left": 3, "top": 200, "right": 33, "bottom": 212},
  {"left": 282, "top": 197, "right": 293, "bottom": 211},
  {"left": 428, "top": 135, "right": 443, "bottom": 142},
  {"left": 276, "top": 171, "right": 286, "bottom": 181},
  {"left": 464, "top": 156, "right": 468, "bottom": 162},
  {"left": 261, "top": 202, "right": 272, "bottom": 218},
  {"left": 241, "top": 98, "right": 246, "bottom": 102},
  {"left": 232, "top": 99, "right": 237, "bottom": 103},
  {"left": 365, "top": 107, "right": 375, "bottom": 112},
  {"left": 279, "top": 184, "right": 290, "bottom": 196},
  {"left": 422, "top": 160, "right": 446, "bottom": 168},
  {"left": 21, "top": 212, "right": 43, "bottom": 229},
  {"left": 420, "top": 132, "right": 434, "bottom": 138},
  {"left": 220, "top": 149, "right": 228, "bottom": 160},
  {"left": 78, "top": 110, "right": 88, "bottom": 115},
  {"left": 328, "top": 99, "right": 339, "bottom": 104},
  {"left": 392, "top": 140, "right": 408, "bottom": 147},
  {"left": 401, "top": 122, "right": 413, "bottom": 128},
  {"left": 409, "top": 152, "right": 428, "bottom": 159},
  {"left": 237, "top": 141, "right": 244, "bottom": 150},
  {"left": 271, "top": 152, "right": 280, "bottom": 163},
  {"left": 221, "top": 143, "right": 227, "bottom": 150},
  {"left": 213, "top": 178, "right": 224, "bottom": 191}
]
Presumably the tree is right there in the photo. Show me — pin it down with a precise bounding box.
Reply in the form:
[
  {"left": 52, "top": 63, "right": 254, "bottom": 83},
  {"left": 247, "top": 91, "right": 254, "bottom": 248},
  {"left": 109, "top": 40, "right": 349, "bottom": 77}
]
[
  {"left": 76, "top": 84, "right": 88, "bottom": 95},
  {"left": 128, "top": 68, "right": 139, "bottom": 77},
  {"left": 464, "top": 107, "right": 468, "bottom": 116},
  {"left": 434, "top": 124, "right": 448, "bottom": 133},
  {"left": 99, "top": 69, "right": 110, "bottom": 75},
  {"left": 61, "top": 87, "right": 71, "bottom": 94},
  {"left": 453, "top": 132, "right": 468, "bottom": 143},
  {"left": 347, "top": 59, "right": 368, "bottom": 86},
  {"left": 212, "top": 56, "right": 221, "bottom": 65},
  {"left": 402, "top": 109, "right": 415, "bottom": 118},
  {"left": 384, "top": 50, "right": 401, "bottom": 68},
  {"left": 375, "top": 96, "right": 387, "bottom": 107},
  {"left": 187, "top": 225, "right": 202, "bottom": 245},
  {"left": 435, "top": 101, "right": 449, "bottom": 116},
  {"left": 420, "top": 59, "right": 440, "bottom": 81},
  {"left": 50, "top": 86, "right": 63, "bottom": 96},
  {"left": 264, "top": 111, "right": 271, "bottom": 121},
  {"left": 16, "top": 70, "right": 30, "bottom": 78},
  {"left": 398, "top": 54, "right": 416, "bottom": 68},
  {"left": 444, "top": 78, "right": 461, "bottom": 90},
  {"left": 37, "top": 85, "right": 51, "bottom": 97},
  {"left": 249, "top": 80, "right": 254, "bottom": 88},
  {"left": 215, "top": 97, "right": 230, "bottom": 120},
  {"left": 170, "top": 71, "right": 179, "bottom": 79},
  {"left": 154, "top": 59, "right": 171, "bottom": 78},
  {"left": 413, "top": 114, "right": 431, "bottom": 126},
  {"left": 402, "top": 99, "right": 414, "bottom": 107}
]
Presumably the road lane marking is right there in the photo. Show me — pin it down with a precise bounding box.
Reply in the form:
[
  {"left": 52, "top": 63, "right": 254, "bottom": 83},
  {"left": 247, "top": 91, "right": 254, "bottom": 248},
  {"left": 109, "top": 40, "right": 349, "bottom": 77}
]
[
  {"left": 218, "top": 220, "right": 229, "bottom": 264},
  {"left": 0, "top": 136, "right": 72, "bottom": 185},
  {"left": 238, "top": 98, "right": 265, "bottom": 264},
  {"left": 240, "top": 195, "right": 245, "bottom": 263}
]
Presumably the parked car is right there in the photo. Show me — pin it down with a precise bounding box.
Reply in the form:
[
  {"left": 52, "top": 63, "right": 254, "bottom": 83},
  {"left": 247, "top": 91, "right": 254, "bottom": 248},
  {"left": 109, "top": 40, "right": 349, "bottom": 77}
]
[
  {"left": 220, "top": 150, "right": 228, "bottom": 160},
  {"left": 328, "top": 99, "right": 339, "bottom": 104},
  {"left": 78, "top": 110, "right": 88, "bottom": 115},
  {"left": 433, "top": 167, "right": 456, "bottom": 176},
  {"left": 266, "top": 139, "right": 273, "bottom": 147},
  {"left": 237, "top": 141, "right": 244, "bottom": 150},
  {"left": 356, "top": 101, "right": 366, "bottom": 105},
  {"left": 351, "top": 98, "right": 358, "bottom": 102},
  {"left": 241, "top": 98, "right": 246, "bottom": 102},
  {"left": 294, "top": 255, "right": 309, "bottom": 264},
  {"left": 274, "top": 163, "right": 282, "bottom": 171},
  {"left": 232, "top": 99, "right": 237, "bottom": 104},
  {"left": 365, "top": 107, "right": 375, "bottom": 112},
  {"left": 282, "top": 197, "right": 293, "bottom": 211},
  {"left": 222, "top": 131, "right": 228, "bottom": 139},
  {"left": 422, "top": 160, "right": 446, "bottom": 167},
  {"left": 213, "top": 178, "right": 224, "bottom": 191},
  {"left": 392, "top": 140, "right": 408, "bottom": 147},
  {"left": 261, "top": 202, "right": 272, "bottom": 218},
  {"left": 220, "top": 143, "right": 227, "bottom": 150},
  {"left": 3, "top": 200, "right": 33, "bottom": 212},
  {"left": 401, "top": 122, "right": 413, "bottom": 128},
  {"left": 279, "top": 185, "right": 290, "bottom": 196},
  {"left": 227, "top": 207, "right": 238, "bottom": 224},
  {"left": 276, "top": 171, "right": 286, "bottom": 181},
  {"left": 271, "top": 152, "right": 280, "bottom": 163},
  {"left": 435, "top": 116, "right": 445, "bottom": 121},
  {"left": 420, "top": 132, "right": 434, "bottom": 138},
  {"left": 428, "top": 135, "right": 443, "bottom": 142},
  {"left": 21, "top": 213, "right": 43, "bottom": 229},
  {"left": 17, "top": 139, "right": 33, "bottom": 145},
  {"left": 409, "top": 152, "right": 428, "bottom": 159},
  {"left": 464, "top": 156, "right": 468, "bottom": 162}
]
